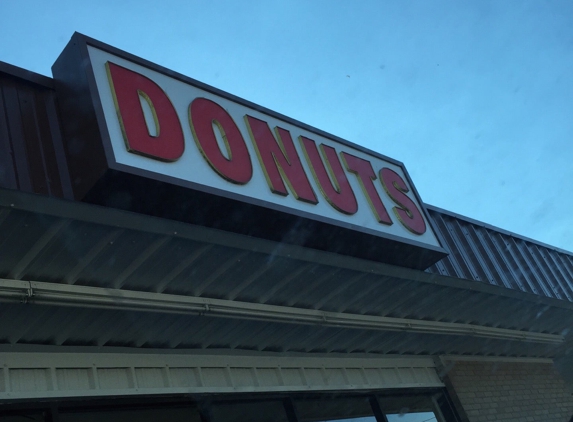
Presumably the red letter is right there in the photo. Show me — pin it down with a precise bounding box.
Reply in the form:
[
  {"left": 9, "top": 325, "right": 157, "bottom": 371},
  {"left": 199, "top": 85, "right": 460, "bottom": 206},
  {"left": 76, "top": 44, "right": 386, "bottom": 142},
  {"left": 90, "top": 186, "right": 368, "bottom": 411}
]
[
  {"left": 245, "top": 115, "right": 317, "bottom": 204},
  {"left": 300, "top": 137, "right": 358, "bottom": 215},
  {"left": 379, "top": 168, "right": 426, "bottom": 234},
  {"left": 106, "top": 62, "right": 184, "bottom": 161},
  {"left": 189, "top": 98, "right": 252, "bottom": 185},
  {"left": 341, "top": 152, "right": 392, "bottom": 225}
]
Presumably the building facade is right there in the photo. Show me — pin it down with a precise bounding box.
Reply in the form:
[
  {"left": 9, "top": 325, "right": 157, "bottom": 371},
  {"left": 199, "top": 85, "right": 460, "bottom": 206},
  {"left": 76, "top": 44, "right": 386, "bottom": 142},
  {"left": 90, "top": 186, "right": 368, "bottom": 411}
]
[{"left": 0, "top": 33, "right": 572, "bottom": 421}]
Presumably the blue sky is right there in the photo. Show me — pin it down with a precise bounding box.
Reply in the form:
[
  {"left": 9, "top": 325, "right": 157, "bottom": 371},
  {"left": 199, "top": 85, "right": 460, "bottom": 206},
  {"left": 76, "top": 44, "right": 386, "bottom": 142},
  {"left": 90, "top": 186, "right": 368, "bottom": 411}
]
[{"left": 2, "top": 0, "right": 573, "bottom": 251}]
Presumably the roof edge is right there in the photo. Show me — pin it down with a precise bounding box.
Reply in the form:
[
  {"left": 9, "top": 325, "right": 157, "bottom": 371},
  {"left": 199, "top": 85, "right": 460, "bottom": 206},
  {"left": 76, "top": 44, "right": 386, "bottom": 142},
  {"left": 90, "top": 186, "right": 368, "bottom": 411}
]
[{"left": 0, "top": 61, "right": 54, "bottom": 89}]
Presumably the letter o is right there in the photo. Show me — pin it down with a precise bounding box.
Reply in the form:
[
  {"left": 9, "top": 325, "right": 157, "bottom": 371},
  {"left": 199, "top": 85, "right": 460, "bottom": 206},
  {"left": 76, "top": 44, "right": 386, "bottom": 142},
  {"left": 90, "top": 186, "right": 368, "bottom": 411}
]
[{"left": 189, "top": 98, "right": 252, "bottom": 184}]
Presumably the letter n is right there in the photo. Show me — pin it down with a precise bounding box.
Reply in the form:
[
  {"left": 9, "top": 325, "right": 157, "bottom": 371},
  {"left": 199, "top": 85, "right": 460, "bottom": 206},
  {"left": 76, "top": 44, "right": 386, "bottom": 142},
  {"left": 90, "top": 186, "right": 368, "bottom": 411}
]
[{"left": 245, "top": 115, "right": 317, "bottom": 204}]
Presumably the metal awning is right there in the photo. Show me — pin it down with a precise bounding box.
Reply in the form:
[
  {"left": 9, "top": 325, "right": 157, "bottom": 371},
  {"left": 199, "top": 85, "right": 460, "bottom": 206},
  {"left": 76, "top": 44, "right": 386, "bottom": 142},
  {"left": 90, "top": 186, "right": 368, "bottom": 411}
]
[{"left": 0, "top": 188, "right": 571, "bottom": 358}]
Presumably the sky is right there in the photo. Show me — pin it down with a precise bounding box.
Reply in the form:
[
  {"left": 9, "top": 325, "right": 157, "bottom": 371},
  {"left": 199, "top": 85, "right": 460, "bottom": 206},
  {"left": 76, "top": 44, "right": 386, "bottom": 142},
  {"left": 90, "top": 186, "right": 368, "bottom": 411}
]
[{"left": 2, "top": 0, "right": 573, "bottom": 251}]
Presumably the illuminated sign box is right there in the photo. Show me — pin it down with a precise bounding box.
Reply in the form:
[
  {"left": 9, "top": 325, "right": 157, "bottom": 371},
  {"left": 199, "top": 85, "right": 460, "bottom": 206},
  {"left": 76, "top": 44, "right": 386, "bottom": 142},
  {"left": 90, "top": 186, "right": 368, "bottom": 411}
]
[{"left": 52, "top": 33, "right": 447, "bottom": 269}]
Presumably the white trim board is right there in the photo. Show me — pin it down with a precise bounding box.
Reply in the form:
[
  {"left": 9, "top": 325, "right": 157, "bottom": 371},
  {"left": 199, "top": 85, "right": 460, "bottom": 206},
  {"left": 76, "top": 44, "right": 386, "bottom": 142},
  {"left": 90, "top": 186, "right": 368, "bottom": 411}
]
[{"left": 0, "top": 352, "right": 443, "bottom": 400}]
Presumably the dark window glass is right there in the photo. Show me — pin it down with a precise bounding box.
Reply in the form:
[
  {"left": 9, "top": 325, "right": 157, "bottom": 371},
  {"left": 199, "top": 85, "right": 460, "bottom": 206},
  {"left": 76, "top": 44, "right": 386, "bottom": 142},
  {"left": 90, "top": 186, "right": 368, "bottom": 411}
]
[
  {"left": 295, "top": 396, "right": 376, "bottom": 422},
  {"left": 59, "top": 407, "right": 201, "bottom": 422},
  {"left": 209, "top": 400, "right": 289, "bottom": 422},
  {"left": 0, "top": 414, "right": 49, "bottom": 422}
]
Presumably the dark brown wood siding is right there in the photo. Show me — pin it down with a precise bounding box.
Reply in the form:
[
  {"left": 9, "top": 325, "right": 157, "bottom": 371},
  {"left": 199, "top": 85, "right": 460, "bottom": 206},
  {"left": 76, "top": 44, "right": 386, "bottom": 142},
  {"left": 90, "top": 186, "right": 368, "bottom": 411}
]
[{"left": 0, "top": 62, "right": 72, "bottom": 199}]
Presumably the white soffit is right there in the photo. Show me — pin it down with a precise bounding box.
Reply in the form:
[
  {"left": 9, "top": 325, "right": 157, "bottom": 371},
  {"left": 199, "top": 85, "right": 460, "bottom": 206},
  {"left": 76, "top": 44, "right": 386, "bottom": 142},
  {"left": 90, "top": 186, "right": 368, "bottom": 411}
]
[{"left": 0, "top": 352, "right": 442, "bottom": 401}]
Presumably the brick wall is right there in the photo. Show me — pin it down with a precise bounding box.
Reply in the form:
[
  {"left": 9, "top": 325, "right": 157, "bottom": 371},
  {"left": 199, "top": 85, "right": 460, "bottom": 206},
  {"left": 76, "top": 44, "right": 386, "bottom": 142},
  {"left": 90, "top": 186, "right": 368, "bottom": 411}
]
[{"left": 443, "top": 360, "right": 573, "bottom": 422}]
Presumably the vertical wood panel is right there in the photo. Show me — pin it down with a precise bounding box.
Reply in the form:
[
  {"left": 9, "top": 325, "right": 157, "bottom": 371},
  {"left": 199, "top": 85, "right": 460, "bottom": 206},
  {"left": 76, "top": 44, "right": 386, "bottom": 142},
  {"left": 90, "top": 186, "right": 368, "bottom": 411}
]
[
  {"left": 31, "top": 88, "right": 63, "bottom": 197},
  {"left": 0, "top": 80, "right": 17, "bottom": 189},
  {"left": 1, "top": 79, "right": 33, "bottom": 192},
  {"left": 17, "top": 85, "right": 50, "bottom": 195},
  {"left": 0, "top": 71, "right": 72, "bottom": 198},
  {"left": 43, "top": 90, "right": 73, "bottom": 199}
]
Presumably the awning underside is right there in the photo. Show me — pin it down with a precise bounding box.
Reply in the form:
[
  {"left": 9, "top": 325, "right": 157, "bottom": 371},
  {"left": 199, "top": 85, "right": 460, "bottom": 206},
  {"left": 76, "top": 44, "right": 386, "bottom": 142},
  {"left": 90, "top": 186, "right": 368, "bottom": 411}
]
[{"left": 0, "top": 189, "right": 571, "bottom": 358}]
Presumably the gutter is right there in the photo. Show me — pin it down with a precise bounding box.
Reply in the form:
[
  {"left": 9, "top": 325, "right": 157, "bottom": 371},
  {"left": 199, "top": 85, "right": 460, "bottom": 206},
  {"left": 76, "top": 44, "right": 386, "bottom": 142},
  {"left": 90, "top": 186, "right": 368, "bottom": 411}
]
[{"left": 0, "top": 278, "right": 563, "bottom": 345}]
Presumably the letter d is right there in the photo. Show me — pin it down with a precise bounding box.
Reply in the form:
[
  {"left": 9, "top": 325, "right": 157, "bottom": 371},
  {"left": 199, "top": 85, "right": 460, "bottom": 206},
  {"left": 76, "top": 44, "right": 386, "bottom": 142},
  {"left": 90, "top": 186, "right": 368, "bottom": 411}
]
[{"left": 106, "top": 62, "right": 184, "bottom": 161}]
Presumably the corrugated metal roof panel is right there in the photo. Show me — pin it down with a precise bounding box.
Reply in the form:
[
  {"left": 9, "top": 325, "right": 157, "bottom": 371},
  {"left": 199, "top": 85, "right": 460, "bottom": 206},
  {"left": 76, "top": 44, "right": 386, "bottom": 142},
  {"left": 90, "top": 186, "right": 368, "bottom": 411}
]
[{"left": 426, "top": 206, "right": 573, "bottom": 302}]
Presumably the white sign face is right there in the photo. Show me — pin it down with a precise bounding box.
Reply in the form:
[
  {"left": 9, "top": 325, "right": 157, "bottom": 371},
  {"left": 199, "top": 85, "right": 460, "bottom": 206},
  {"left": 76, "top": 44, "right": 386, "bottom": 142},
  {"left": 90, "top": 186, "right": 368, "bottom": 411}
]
[{"left": 87, "top": 45, "right": 441, "bottom": 249}]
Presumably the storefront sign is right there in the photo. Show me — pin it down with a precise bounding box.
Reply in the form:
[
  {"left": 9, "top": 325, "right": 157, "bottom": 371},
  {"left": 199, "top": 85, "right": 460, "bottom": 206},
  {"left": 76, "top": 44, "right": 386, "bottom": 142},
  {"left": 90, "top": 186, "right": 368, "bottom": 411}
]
[{"left": 52, "top": 34, "right": 446, "bottom": 268}]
